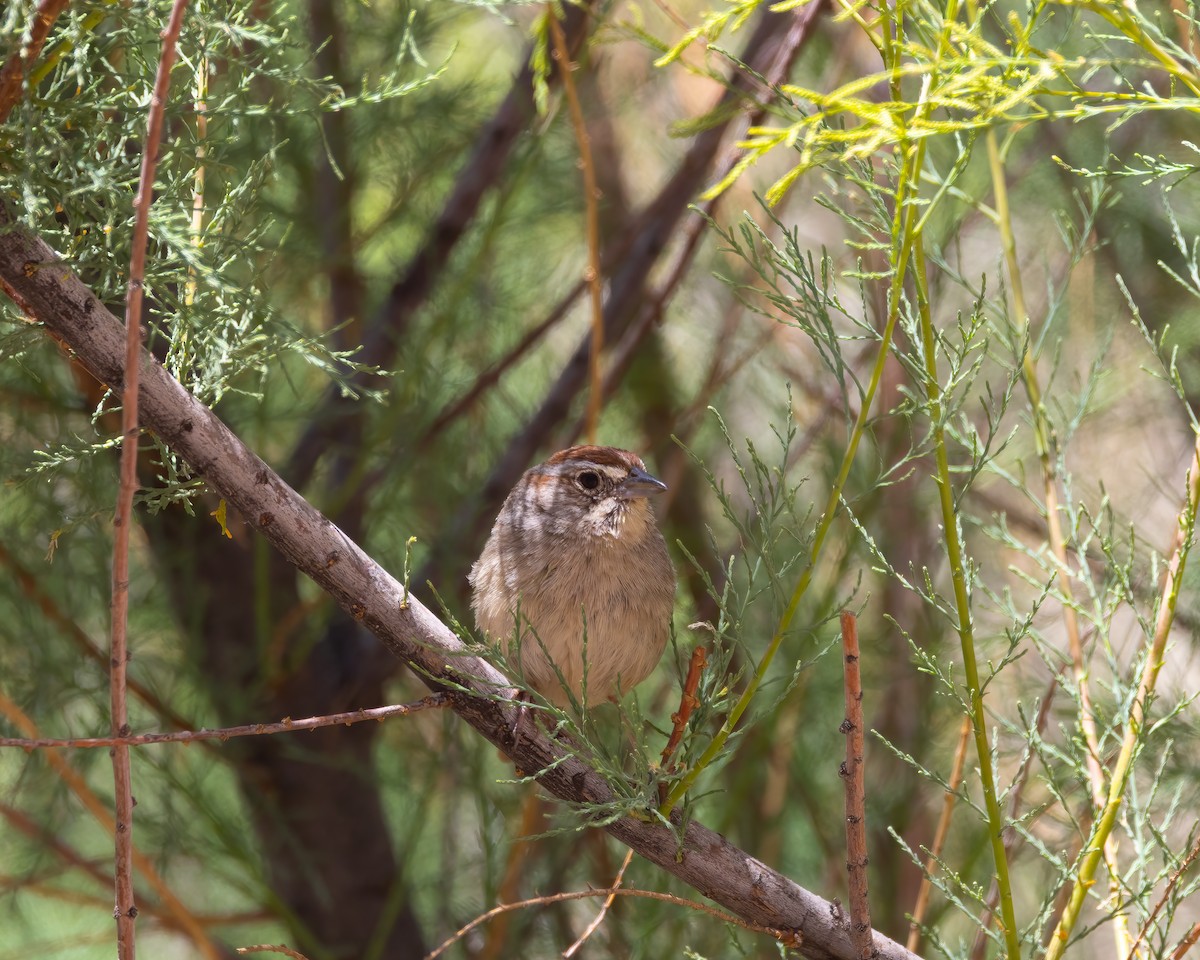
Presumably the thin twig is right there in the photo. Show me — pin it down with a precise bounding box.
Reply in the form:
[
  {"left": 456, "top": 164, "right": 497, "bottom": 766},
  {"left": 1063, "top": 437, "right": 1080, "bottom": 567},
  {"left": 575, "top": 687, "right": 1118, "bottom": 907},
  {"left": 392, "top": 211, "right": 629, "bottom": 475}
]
[
  {"left": 985, "top": 125, "right": 1129, "bottom": 956},
  {"left": 907, "top": 714, "right": 971, "bottom": 953},
  {"left": 0, "top": 0, "right": 71, "bottom": 123},
  {"left": 112, "top": 2, "right": 190, "bottom": 953},
  {"left": 0, "top": 696, "right": 448, "bottom": 749},
  {"left": 0, "top": 691, "right": 221, "bottom": 957},
  {"left": 970, "top": 673, "right": 1060, "bottom": 960},
  {"left": 1126, "top": 831, "right": 1200, "bottom": 960},
  {"left": 236, "top": 946, "right": 312, "bottom": 960},
  {"left": 547, "top": 7, "right": 604, "bottom": 444},
  {"left": 659, "top": 645, "right": 707, "bottom": 782},
  {"left": 1171, "top": 922, "right": 1200, "bottom": 960},
  {"left": 1046, "top": 431, "right": 1200, "bottom": 960},
  {"left": 839, "top": 612, "right": 873, "bottom": 959},
  {"left": 424, "top": 885, "right": 804, "bottom": 960},
  {"left": 562, "top": 849, "right": 634, "bottom": 958},
  {"left": 479, "top": 791, "right": 546, "bottom": 960}
]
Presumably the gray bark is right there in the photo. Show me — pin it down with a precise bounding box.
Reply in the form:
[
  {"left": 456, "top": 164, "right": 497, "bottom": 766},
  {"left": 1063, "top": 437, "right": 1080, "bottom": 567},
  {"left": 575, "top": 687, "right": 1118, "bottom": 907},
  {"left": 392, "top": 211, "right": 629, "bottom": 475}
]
[{"left": 0, "top": 205, "right": 922, "bottom": 960}]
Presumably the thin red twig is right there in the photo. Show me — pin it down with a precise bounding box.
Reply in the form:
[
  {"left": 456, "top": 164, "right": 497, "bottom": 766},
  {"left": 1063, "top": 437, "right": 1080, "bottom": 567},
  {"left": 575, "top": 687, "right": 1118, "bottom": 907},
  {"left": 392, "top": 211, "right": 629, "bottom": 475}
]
[
  {"left": 1128, "top": 832, "right": 1200, "bottom": 960},
  {"left": 0, "top": 0, "right": 71, "bottom": 123},
  {"left": 658, "top": 645, "right": 707, "bottom": 800},
  {"left": 112, "top": 1, "right": 191, "bottom": 953},
  {"left": 907, "top": 714, "right": 971, "bottom": 952},
  {"left": 0, "top": 696, "right": 448, "bottom": 749},
  {"left": 839, "top": 611, "right": 872, "bottom": 959},
  {"left": 1172, "top": 922, "right": 1200, "bottom": 960}
]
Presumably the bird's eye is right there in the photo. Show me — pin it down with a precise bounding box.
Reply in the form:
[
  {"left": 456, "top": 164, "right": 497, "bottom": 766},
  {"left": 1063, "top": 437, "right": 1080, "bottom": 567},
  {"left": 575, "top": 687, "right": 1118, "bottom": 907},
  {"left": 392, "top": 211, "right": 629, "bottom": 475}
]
[{"left": 577, "top": 470, "right": 601, "bottom": 491}]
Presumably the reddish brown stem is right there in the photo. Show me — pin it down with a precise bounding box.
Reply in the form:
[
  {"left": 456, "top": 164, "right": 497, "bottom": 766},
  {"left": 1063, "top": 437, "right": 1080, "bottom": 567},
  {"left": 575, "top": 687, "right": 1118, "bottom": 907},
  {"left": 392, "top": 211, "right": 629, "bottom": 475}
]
[
  {"left": 1172, "top": 922, "right": 1200, "bottom": 960},
  {"left": 1128, "top": 832, "right": 1200, "bottom": 960},
  {"left": 0, "top": 696, "right": 447, "bottom": 749},
  {"left": 662, "top": 645, "right": 707, "bottom": 771},
  {"left": 0, "top": 0, "right": 71, "bottom": 123},
  {"left": 111, "top": 1, "right": 191, "bottom": 954},
  {"left": 840, "top": 612, "right": 873, "bottom": 959},
  {"left": 907, "top": 715, "right": 971, "bottom": 952}
]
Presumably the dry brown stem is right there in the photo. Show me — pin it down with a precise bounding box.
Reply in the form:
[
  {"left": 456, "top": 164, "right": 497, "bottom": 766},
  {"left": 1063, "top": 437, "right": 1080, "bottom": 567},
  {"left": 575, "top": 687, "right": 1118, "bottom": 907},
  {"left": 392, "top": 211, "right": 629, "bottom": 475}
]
[
  {"left": 1126, "top": 824, "right": 1200, "bottom": 958},
  {"left": 110, "top": 2, "right": 191, "bottom": 953},
  {"left": 906, "top": 714, "right": 971, "bottom": 953},
  {"left": 1171, "top": 922, "right": 1200, "bottom": 960},
  {"left": 425, "top": 885, "right": 804, "bottom": 960},
  {"left": 0, "top": 696, "right": 448, "bottom": 749},
  {"left": 839, "top": 612, "right": 873, "bottom": 959},
  {"left": 660, "top": 645, "right": 707, "bottom": 779},
  {"left": 0, "top": 0, "right": 71, "bottom": 123}
]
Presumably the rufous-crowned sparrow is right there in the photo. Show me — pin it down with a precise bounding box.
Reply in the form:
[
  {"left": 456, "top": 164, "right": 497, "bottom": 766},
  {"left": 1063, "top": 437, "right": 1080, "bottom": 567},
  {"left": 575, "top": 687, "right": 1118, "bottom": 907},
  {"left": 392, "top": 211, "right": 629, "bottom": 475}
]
[{"left": 469, "top": 445, "right": 676, "bottom": 708}]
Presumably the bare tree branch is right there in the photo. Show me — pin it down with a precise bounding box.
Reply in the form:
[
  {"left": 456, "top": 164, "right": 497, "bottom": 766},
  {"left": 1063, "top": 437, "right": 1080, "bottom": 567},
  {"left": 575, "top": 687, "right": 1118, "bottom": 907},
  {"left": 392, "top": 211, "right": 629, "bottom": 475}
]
[
  {"left": 1, "top": 204, "right": 922, "bottom": 960},
  {"left": 0, "top": 696, "right": 448, "bottom": 749}
]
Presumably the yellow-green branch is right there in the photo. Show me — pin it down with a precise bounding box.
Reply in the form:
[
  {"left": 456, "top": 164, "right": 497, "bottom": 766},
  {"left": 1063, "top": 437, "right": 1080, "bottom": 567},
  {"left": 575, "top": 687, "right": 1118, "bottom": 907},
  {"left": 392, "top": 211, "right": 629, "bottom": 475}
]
[
  {"left": 911, "top": 236, "right": 1022, "bottom": 960},
  {"left": 663, "top": 88, "right": 930, "bottom": 813},
  {"left": 1044, "top": 432, "right": 1200, "bottom": 960},
  {"left": 985, "top": 127, "right": 1131, "bottom": 958}
]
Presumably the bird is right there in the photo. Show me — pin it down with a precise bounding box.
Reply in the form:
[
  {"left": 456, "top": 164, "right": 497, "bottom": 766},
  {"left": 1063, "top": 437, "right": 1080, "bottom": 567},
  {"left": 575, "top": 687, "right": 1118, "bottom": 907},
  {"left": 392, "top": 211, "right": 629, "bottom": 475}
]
[{"left": 469, "top": 445, "right": 676, "bottom": 709}]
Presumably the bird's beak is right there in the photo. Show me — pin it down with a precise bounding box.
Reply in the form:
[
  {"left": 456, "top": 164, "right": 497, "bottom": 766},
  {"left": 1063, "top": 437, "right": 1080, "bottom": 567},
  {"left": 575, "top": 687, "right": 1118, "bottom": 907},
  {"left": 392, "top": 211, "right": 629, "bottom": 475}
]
[{"left": 617, "top": 465, "right": 668, "bottom": 499}]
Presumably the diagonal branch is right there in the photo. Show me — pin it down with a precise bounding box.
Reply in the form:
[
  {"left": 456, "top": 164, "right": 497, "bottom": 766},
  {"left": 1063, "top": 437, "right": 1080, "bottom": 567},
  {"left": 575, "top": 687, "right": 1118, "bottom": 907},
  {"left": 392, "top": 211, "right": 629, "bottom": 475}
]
[
  {"left": 447, "top": 1, "right": 827, "bottom": 561},
  {"left": 286, "top": 1, "right": 595, "bottom": 490},
  {"left": 0, "top": 203, "right": 920, "bottom": 960}
]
